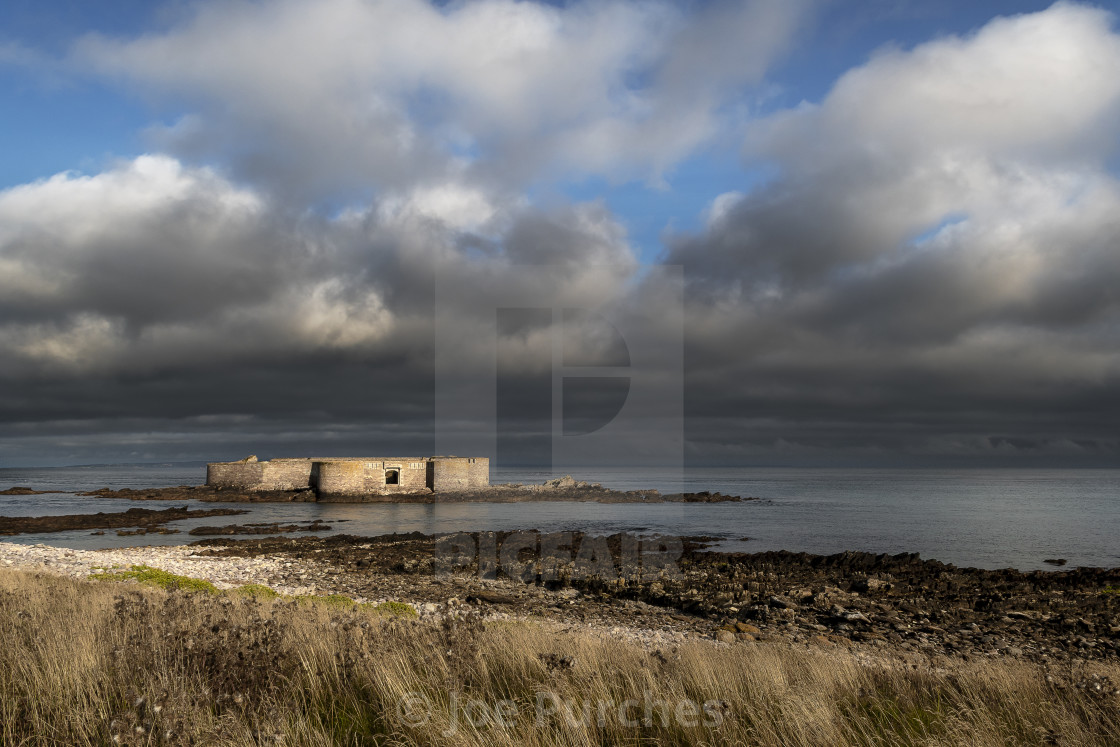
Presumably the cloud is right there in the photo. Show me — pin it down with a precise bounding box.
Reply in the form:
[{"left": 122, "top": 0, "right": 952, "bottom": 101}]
[
  {"left": 761, "top": 3, "right": 1120, "bottom": 166},
  {"left": 70, "top": 0, "right": 809, "bottom": 201},
  {"left": 0, "top": 151, "right": 649, "bottom": 463},
  {"left": 666, "top": 2, "right": 1120, "bottom": 461},
  {"left": 0, "top": 150, "right": 644, "bottom": 367},
  {"left": 0, "top": 156, "right": 278, "bottom": 333}
]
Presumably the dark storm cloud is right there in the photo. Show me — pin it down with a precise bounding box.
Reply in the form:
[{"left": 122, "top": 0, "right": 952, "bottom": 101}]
[
  {"left": 665, "top": 3, "right": 1120, "bottom": 463},
  {"left": 0, "top": 153, "right": 647, "bottom": 465}
]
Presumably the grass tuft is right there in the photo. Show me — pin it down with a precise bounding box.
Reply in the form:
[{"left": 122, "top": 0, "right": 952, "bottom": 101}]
[
  {"left": 233, "top": 583, "right": 281, "bottom": 598},
  {"left": 90, "top": 564, "right": 219, "bottom": 594},
  {"left": 373, "top": 600, "right": 418, "bottom": 617}
]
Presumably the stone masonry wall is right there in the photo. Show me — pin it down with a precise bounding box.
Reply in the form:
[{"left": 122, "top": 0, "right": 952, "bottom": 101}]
[
  {"left": 207, "top": 461, "right": 265, "bottom": 489},
  {"left": 260, "top": 460, "right": 315, "bottom": 491},
  {"left": 468, "top": 458, "right": 489, "bottom": 488},
  {"left": 315, "top": 459, "right": 431, "bottom": 497},
  {"left": 207, "top": 456, "right": 487, "bottom": 495},
  {"left": 431, "top": 457, "right": 489, "bottom": 491},
  {"left": 206, "top": 460, "right": 314, "bottom": 491},
  {"left": 393, "top": 461, "right": 429, "bottom": 493},
  {"left": 315, "top": 461, "right": 369, "bottom": 496}
]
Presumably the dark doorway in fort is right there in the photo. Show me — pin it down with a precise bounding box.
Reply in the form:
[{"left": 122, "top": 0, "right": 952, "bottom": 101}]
[{"left": 385, "top": 469, "right": 399, "bottom": 485}]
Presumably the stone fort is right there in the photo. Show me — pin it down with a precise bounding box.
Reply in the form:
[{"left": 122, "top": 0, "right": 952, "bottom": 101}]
[{"left": 206, "top": 456, "right": 489, "bottom": 498}]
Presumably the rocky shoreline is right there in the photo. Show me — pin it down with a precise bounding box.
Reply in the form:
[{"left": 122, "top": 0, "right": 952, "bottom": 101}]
[
  {"left": 188, "top": 519, "right": 333, "bottom": 536},
  {"left": 192, "top": 531, "right": 1120, "bottom": 663},
  {"left": 71, "top": 477, "right": 751, "bottom": 504},
  {"left": 3, "top": 531, "right": 1118, "bottom": 665},
  {"left": 0, "top": 486, "right": 55, "bottom": 496},
  {"left": 0, "top": 505, "right": 247, "bottom": 536}
]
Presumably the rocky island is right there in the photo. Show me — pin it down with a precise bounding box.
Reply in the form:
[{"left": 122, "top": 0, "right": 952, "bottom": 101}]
[{"left": 75, "top": 471, "right": 748, "bottom": 504}]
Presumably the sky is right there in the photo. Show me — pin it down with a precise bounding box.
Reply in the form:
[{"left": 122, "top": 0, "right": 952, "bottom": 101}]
[{"left": 1, "top": 0, "right": 1119, "bottom": 468}]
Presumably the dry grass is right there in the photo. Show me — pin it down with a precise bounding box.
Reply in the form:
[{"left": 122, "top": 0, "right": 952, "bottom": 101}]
[{"left": 1, "top": 567, "right": 1118, "bottom": 746}]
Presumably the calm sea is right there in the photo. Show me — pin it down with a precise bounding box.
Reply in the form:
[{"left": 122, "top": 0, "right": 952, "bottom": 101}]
[{"left": 1, "top": 464, "right": 1118, "bottom": 572}]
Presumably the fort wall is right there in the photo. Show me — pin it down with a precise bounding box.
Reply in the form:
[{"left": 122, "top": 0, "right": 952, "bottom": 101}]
[
  {"left": 431, "top": 457, "right": 489, "bottom": 491},
  {"left": 397, "top": 461, "right": 429, "bottom": 492},
  {"left": 207, "top": 459, "right": 314, "bottom": 492},
  {"left": 207, "top": 461, "right": 266, "bottom": 489},
  {"left": 261, "top": 460, "right": 315, "bottom": 491},
  {"left": 315, "top": 461, "right": 369, "bottom": 496},
  {"left": 206, "top": 455, "right": 486, "bottom": 497}
]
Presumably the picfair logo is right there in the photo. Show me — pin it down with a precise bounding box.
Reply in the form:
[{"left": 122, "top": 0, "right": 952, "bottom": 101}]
[{"left": 435, "top": 265, "right": 682, "bottom": 472}]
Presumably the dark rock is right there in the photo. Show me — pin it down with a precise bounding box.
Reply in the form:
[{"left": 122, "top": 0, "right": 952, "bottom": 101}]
[
  {"left": 467, "top": 592, "right": 516, "bottom": 605},
  {"left": 0, "top": 506, "right": 246, "bottom": 536},
  {"left": 188, "top": 520, "right": 332, "bottom": 536}
]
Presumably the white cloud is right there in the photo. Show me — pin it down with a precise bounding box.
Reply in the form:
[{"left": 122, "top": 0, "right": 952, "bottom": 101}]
[
  {"left": 0, "top": 155, "right": 261, "bottom": 242},
  {"left": 0, "top": 155, "right": 268, "bottom": 315},
  {"left": 704, "top": 190, "right": 744, "bottom": 227},
  {"left": 754, "top": 3, "right": 1120, "bottom": 169},
  {"left": 72, "top": 0, "right": 809, "bottom": 199},
  {"left": 377, "top": 182, "right": 501, "bottom": 233},
  {"left": 714, "top": 1, "right": 1120, "bottom": 274},
  {"left": 0, "top": 155, "right": 399, "bottom": 375}
]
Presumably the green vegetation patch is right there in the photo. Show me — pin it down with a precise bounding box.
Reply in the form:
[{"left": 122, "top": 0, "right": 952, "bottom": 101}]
[
  {"left": 234, "top": 583, "right": 281, "bottom": 599},
  {"left": 373, "top": 601, "right": 418, "bottom": 617},
  {"left": 318, "top": 594, "right": 357, "bottom": 607},
  {"left": 90, "top": 564, "right": 219, "bottom": 594}
]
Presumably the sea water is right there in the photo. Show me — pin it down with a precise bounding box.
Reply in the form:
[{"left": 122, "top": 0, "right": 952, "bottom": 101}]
[{"left": 0, "top": 464, "right": 1117, "bottom": 571}]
